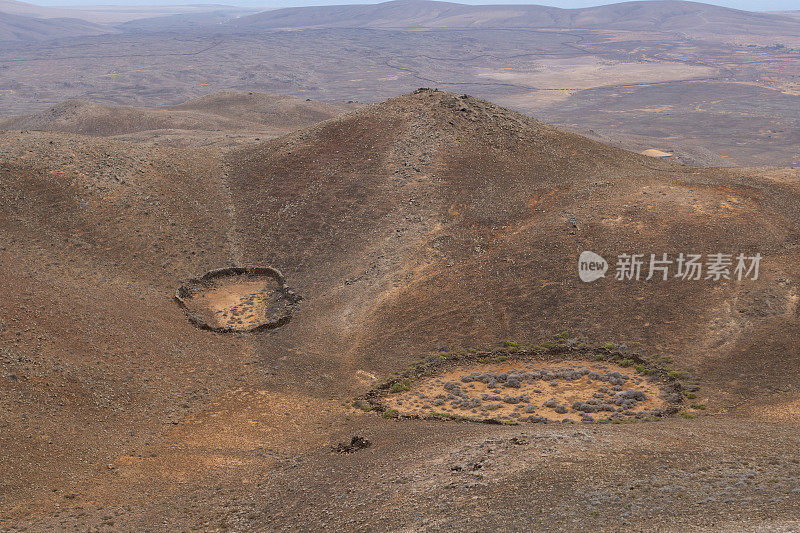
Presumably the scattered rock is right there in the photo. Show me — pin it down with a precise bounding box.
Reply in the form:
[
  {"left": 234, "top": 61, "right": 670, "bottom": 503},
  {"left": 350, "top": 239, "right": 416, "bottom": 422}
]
[{"left": 334, "top": 436, "right": 371, "bottom": 454}]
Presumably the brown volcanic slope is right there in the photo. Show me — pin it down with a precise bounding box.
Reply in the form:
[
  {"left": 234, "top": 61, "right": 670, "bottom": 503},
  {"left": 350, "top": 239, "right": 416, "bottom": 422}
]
[
  {"left": 0, "top": 92, "right": 357, "bottom": 139},
  {"left": 1, "top": 90, "right": 800, "bottom": 530},
  {"left": 233, "top": 0, "right": 800, "bottom": 36}
]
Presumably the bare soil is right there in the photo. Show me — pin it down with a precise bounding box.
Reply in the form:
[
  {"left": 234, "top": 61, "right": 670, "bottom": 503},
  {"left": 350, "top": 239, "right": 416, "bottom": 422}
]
[
  {"left": 641, "top": 148, "right": 673, "bottom": 158},
  {"left": 184, "top": 279, "right": 279, "bottom": 330},
  {"left": 175, "top": 267, "right": 299, "bottom": 332}
]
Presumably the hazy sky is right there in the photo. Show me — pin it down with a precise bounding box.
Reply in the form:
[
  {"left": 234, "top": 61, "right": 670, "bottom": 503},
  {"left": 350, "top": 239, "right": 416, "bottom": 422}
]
[{"left": 30, "top": 0, "right": 800, "bottom": 12}]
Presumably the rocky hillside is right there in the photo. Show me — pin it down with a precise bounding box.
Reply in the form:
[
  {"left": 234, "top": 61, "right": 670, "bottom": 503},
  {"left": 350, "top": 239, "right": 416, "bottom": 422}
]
[{"left": 2, "top": 90, "right": 799, "bottom": 531}]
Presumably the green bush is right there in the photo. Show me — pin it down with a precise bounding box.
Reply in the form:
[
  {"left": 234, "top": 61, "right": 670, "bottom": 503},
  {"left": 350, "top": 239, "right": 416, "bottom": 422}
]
[
  {"left": 390, "top": 382, "right": 410, "bottom": 394},
  {"left": 353, "top": 400, "right": 372, "bottom": 411}
]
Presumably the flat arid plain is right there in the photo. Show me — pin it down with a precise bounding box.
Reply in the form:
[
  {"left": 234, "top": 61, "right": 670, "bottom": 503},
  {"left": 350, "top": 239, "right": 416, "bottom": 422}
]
[{"left": 1, "top": 0, "right": 800, "bottom": 531}]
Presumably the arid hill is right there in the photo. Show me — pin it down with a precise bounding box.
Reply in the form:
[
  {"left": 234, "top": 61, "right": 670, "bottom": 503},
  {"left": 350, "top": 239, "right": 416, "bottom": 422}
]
[
  {"left": 0, "top": 10, "right": 110, "bottom": 41},
  {"left": 116, "top": 7, "right": 260, "bottom": 34},
  {"left": 1, "top": 90, "right": 799, "bottom": 530},
  {"left": 169, "top": 91, "right": 359, "bottom": 130},
  {"left": 0, "top": 0, "right": 83, "bottom": 19},
  {"left": 233, "top": 0, "right": 800, "bottom": 37},
  {"left": 0, "top": 92, "right": 359, "bottom": 145},
  {"left": 227, "top": 88, "right": 800, "bottom": 397}
]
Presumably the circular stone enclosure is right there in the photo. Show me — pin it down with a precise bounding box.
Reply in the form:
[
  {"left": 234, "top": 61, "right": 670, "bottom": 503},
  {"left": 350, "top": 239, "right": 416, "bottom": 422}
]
[
  {"left": 365, "top": 350, "right": 685, "bottom": 424},
  {"left": 175, "top": 266, "right": 300, "bottom": 333}
]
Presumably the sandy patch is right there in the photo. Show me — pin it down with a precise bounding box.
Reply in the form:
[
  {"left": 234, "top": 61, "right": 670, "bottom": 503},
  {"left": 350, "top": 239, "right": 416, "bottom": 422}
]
[
  {"left": 477, "top": 58, "right": 718, "bottom": 92},
  {"left": 642, "top": 148, "right": 673, "bottom": 157},
  {"left": 107, "top": 389, "right": 336, "bottom": 486},
  {"left": 188, "top": 279, "right": 280, "bottom": 330},
  {"left": 175, "top": 266, "right": 299, "bottom": 332}
]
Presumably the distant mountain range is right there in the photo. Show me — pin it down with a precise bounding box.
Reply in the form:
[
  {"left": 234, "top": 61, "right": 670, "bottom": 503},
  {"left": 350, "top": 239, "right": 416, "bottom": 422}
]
[
  {"left": 2, "top": 0, "right": 800, "bottom": 42},
  {"left": 771, "top": 10, "right": 800, "bottom": 20},
  {"left": 0, "top": 0, "right": 256, "bottom": 40},
  {"left": 231, "top": 0, "right": 800, "bottom": 36}
]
